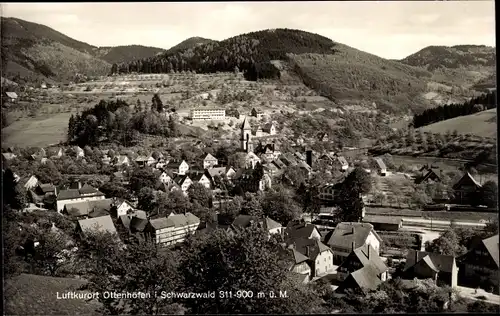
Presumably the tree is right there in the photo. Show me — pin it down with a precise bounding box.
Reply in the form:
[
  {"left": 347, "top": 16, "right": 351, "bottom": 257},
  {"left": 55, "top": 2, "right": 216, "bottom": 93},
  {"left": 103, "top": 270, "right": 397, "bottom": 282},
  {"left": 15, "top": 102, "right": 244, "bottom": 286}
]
[
  {"left": 129, "top": 167, "right": 157, "bottom": 193},
  {"left": 261, "top": 189, "right": 302, "bottom": 225},
  {"left": 187, "top": 183, "right": 212, "bottom": 208},
  {"left": 100, "top": 181, "right": 130, "bottom": 200},
  {"left": 334, "top": 167, "right": 371, "bottom": 223},
  {"left": 152, "top": 93, "right": 164, "bottom": 113},
  {"left": 425, "top": 229, "right": 467, "bottom": 256},
  {"left": 411, "top": 186, "right": 432, "bottom": 209},
  {"left": 26, "top": 228, "right": 73, "bottom": 277},
  {"left": 138, "top": 187, "right": 158, "bottom": 215},
  {"left": 179, "top": 225, "right": 327, "bottom": 314},
  {"left": 481, "top": 181, "right": 498, "bottom": 208},
  {"left": 240, "top": 193, "right": 264, "bottom": 217},
  {"left": 166, "top": 190, "right": 191, "bottom": 215},
  {"left": 228, "top": 152, "right": 247, "bottom": 169}
]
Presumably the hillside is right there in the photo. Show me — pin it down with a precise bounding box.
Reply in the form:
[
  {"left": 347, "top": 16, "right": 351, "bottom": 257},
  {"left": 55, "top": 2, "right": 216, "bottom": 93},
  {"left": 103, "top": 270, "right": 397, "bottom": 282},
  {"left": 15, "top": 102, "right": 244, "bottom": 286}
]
[
  {"left": 401, "top": 45, "right": 496, "bottom": 71},
  {"left": 93, "top": 45, "right": 166, "bottom": 64},
  {"left": 418, "top": 108, "right": 497, "bottom": 138},
  {"left": 165, "top": 36, "right": 216, "bottom": 54},
  {"left": 0, "top": 17, "right": 166, "bottom": 83}
]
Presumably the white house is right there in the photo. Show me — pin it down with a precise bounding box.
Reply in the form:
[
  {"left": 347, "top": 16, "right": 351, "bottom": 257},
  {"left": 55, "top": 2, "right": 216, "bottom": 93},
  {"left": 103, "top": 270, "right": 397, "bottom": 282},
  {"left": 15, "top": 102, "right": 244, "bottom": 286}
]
[
  {"left": 203, "top": 153, "right": 218, "bottom": 169},
  {"left": 158, "top": 171, "right": 172, "bottom": 184},
  {"left": 190, "top": 172, "right": 212, "bottom": 189},
  {"left": 114, "top": 155, "right": 130, "bottom": 167},
  {"left": 112, "top": 199, "right": 135, "bottom": 217},
  {"left": 136, "top": 156, "right": 155, "bottom": 167},
  {"left": 167, "top": 160, "right": 189, "bottom": 175},
  {"left": 174, "top": 175, "right": 192, "bottom": 193},
  {"left": 244, "top": 152, "right": 261, "bottom": 169},
  {"left": 56, "top": 184, "right": 106, "bottom": 212},
  {"left": 148, "top": 213, "right": 200, "bottom": 246}
]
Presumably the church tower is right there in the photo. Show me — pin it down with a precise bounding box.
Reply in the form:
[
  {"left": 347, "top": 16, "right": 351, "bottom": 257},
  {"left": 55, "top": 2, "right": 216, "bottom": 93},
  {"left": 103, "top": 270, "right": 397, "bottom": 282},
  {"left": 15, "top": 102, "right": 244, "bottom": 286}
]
[{"left": 240, "top": 117, "right": 253, "bottom": 152}]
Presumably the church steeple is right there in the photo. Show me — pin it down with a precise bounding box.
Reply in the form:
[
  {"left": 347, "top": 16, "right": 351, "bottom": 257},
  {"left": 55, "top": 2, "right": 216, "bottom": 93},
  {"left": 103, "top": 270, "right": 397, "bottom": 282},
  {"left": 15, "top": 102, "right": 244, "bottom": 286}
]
[{"left": 240, "top": 117, "right": 252, "bottom": 152}]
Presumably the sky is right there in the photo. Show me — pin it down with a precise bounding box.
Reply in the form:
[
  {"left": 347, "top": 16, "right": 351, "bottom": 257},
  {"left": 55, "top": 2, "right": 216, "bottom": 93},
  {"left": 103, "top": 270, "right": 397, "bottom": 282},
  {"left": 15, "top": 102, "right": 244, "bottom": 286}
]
[{"left": 1, "top": 1, "right": 496, "bottom": 59}]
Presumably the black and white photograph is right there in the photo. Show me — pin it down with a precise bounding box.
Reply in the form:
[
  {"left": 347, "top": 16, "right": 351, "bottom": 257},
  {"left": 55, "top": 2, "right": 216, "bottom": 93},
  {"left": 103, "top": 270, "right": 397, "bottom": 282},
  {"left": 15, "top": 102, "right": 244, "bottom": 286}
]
[{"left": 1, "top": 1, "right": 498, "bottom": 314}]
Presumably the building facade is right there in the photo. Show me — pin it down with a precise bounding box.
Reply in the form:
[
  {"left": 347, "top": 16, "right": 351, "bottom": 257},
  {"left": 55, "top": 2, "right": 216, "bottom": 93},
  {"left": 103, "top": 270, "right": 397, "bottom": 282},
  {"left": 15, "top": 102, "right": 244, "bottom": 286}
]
[{"left": 190, "top": 108, "right": 226, "bottom": 121}]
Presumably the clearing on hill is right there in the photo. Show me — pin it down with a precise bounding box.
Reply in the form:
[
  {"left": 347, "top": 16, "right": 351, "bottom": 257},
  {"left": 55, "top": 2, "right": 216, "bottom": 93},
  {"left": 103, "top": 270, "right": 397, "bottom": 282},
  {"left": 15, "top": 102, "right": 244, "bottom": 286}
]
[{"left": 419, "top": 108, "right": 497, "bottom": 138}]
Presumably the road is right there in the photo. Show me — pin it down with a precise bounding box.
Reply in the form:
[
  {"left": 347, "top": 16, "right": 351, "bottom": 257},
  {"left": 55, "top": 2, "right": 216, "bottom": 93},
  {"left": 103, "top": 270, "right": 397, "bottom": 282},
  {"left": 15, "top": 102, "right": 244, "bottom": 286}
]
[
  {"left": 402, "top": 217, "right": 487, "bottom": 228},
  {"left": 456, "top": 286, "right": 500, "bottom": 305}
]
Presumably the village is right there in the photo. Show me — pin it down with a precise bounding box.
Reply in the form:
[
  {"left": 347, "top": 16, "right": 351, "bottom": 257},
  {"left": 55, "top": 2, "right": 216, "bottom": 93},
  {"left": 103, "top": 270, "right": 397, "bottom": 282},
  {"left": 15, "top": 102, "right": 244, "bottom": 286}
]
[{"left": 2, "top": 98, "right": 498, "bottom": 308}]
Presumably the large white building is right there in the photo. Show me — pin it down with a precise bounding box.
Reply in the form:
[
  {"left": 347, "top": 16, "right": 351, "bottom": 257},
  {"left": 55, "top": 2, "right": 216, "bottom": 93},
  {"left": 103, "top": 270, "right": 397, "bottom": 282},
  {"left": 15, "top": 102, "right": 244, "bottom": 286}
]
[
  {"left": 56, "top": 183, "right": 106, "bottom": 212},
  {"left": 190, "top": 108, "right": 226, "bottom": 121},
  {"left": 149, "top": 213, "right": 200, "bottom": 246}
]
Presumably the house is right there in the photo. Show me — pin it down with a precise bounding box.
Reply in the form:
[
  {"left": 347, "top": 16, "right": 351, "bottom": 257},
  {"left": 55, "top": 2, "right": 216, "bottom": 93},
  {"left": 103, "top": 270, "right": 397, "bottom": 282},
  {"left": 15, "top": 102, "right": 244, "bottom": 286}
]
[
  {"left": 205, "top": 166, "right": 236, "bottom": 183},
  {"left": 4, "top": 91, "right": 18, "bottom": 102},
  {"left": 36, "top": 183, "right": 57, "bottom": 196},
  {"left": 173, "top": 174, "right": 192, "bottom": 193},
  {"left": 189, "top": 107, "right": 225, "bottom": 121},
  {"left": 148, "top": 213, "right": 200, "bottom": 246},
  {"left": 458, "top": 234, "right": 499, "bottom": 293},
  {"left": 362, "top": 215, "right": 402, "bottom": 231},
  {"left": 203, "top": 153, "right": 218, "bottom": 169},
  {"left": 116, "top": 210, "right": 147, "bottom": 231},
  {"left": 415, "top": 168, "right": 442, "bottom": 185},
  {"left": 335, "top": 265, "right": 383, "bottom": 294},
  {"left": 285, "top": 221, "right": 322, "bottom": 241},
  {"left": 317, "top": 132, "right": 329, "bottom": 142},
  {"left": 47, "top": 147, "right": 63, "bottom": 158},
  {"left": 285, "top": 248, "right": 312, "bottom": 281},
  {"left": 373, "top": 157, "right": 387, "bottom": 176},
  {"left": 318, "top": 182, "right": 343, "bottom": 203},
  {"left": 73, "top": 146, "right": 85, "bottom": 158},
  {"left": 167, "top": 160, "right": 189, "bottom": 175},
  {"left": 336, "top": 244, "right": 389, "bottom": 282},
  {"left": 129, "top": 217, "right": 151, "bottom": 240},
  {"left": 233, "top": 169, "right": 272, "bottom": 193},
  {"left": 56, "top": 183, "right": 106, "bottom": 212},
  {"left": 244, "top": 152, "right": 261, "bottom": 169},
  {"left": 64, "top": 199, "right": 113, "bottom": 220},
  {"left": 189, "top": 172, "right": 211, "bottom": 189},
  {"left": 2, "top": 152, "right": 17, "bottom": 161},
  {"left": 257, "top": 143, "right": 281, "bottom": 162},
  {"left": 262, "top": 122, "right": 277, "bottom": 135},
  {"left": 251, "top": 108, "right": 264, "bottom": 119},
  {"left": 403, "top": 250, "right": 458, "bottom": 287},
  {"left": 18, "top": 175, "right": 39, "bottom": 191},
  {"left": 111, "top": 199, "right": 135, "bottom": 217},
  {"left": 324, "top": 222, "right": 383, "bottom": 264},
  {"left": 76, "top": 215, "right": 117, "bottom": 238},
  {"left": 334, "top": 156, "right": 349, "bottom": 172},
  {"left": 135, "top": 156, "right": 155, "bottom": 167},
  {"left": 287, "top": 237, "right": 335, "bottom": 278},
  {"left": 231, "top": 215, "right": 283, "bottom": 235},
  {"left": 113, "top": 155, "right": 130, "bottom": 167},
  {"left": 452, "top": 172, "right": 482, "bottom": 205},
  {"left": 157, "top": 171, "right": 172, "bottom": 184},
  {"left": 111, "top": 171, "right": 128, "bottom": 184},
  {"left": 254, "top": 126, "right": 264, "bottom": 137}
]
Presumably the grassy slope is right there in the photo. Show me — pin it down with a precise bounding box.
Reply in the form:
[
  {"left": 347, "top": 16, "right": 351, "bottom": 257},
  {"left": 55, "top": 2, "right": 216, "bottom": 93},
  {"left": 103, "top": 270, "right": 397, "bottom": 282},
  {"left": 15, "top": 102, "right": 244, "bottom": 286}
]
[
  {"left": 288, "top": 43, "right": 434, "bottom": 113},
  {"left": 419, "top": 108, "right": 497, "bottom": 138}
]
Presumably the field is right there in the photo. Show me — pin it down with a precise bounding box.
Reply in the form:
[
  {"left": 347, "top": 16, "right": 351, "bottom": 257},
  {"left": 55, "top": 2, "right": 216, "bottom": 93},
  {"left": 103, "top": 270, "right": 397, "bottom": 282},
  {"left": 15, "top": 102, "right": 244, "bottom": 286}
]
[
  {"left": 366, "top": 207, "right": 499, "bottom": 222},
  {"left": 2, "top": 112, "right": 72, "bottom": 148},
  {"left": 419, "top": 108, "right": 497, "bottom": 138}
]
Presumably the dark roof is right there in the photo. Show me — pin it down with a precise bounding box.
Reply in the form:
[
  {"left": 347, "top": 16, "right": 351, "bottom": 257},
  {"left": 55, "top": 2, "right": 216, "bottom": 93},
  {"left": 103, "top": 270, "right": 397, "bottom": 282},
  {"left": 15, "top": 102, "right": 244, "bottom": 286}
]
[
  {"left": 452, "top": 172, "right": 482, "bottom": 190},
  {"left": 190, "top": 172, "right": 207, "bottom": 182},
  {"left": 241, "top": 117, "right": 251, "bottom": 130},
  {"left": 347, "top": 265, "right": 382, "bottom": 292},
  {"left": 325, "top": 222, "right": 381, "bottom": 250},
  {"left": 4, "top": 274, "right": 101, "bottom": 315},
  {"left": 231, "top": 215, "right": 282, "bottom": 231},
  {"left": 57, "top": 189, "right": 81, "bottom": 200},
  {"left": 339, "top": 244, "right": 388, "bottom": 275},
  {"left": 39, "top": 183, "right": 55, "bottom": 193},
  {"left": 416, "top": 169, "right": 442, "bottom": 184},
  {"left": 290, "top": 237, "right": 331, "bottom": 260},
  {"left": 404, "top": 249, "right": 456, "bottom": 273},
  {"left": 482, "top": 234, "right": 499, "bottom": 268},
  {"left": 167, "top": 160, "right": 186, "bottom": 169},
  {"left": 173, "top": 174, "right": 190, "bottom": 186},
  {"left": 129, "top": 217, "right": 149, "bottom": 232},
  {"left": 79, "top": 184, "right": 99, "bottom": 195},
  {"left": 285, "top": 222, "right": 320, "bottom": 240},
  {"left": 362, "top": 215, "right": 402, "bottom": 225},
  {"left": 65, "top": 199, "right": 112, "bottom": 217}
]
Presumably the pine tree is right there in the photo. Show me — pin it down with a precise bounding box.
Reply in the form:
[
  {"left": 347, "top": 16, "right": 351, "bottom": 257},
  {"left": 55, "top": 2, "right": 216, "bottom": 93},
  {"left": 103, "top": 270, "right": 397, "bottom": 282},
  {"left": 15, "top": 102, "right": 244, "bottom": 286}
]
[{"left": 152, "top": 94, "right": 164, "bottom": 112}]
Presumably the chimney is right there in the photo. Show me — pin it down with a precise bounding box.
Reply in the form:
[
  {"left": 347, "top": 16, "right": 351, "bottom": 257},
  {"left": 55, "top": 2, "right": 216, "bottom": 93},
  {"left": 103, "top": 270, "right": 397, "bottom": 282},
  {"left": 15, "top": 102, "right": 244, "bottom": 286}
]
[
  {"left": 351, "top": 241, "right": 356, "bottom": 251},
  {"left": 306, "top": 150, "right": 313, "bottom": 168}
]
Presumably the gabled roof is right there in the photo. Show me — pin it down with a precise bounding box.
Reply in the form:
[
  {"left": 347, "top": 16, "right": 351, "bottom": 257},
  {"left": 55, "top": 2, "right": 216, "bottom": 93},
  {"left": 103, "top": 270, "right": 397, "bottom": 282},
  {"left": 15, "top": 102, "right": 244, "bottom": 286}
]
[
  {"left": 291, "top": 248, "right": 310, "bottom": 264},
  {"left": 5, "top": 91, "right": 18, "bottom": 98},
  {"left": 374, "top": 157, "right": 386, "bottom": 170},
  {"left": 285, "top": 222, "right": 320, "bottom": 240},
  {"left": 174, "top": 174, "right": 191, "bottom": 186},
  {"left": 168, "top": 160, "right": 187, "bottom": 169},
  {"left": 404, "top": 249, "right": 456, "bottom": 273},
  {"left": 39, "top": 183, "right": 55, "bottom": 193},
  {"left": 482, "top": 234, "right": 499, "bottom": 268},
  {"left": 348, "top": 265, "right": 382, "bottom": 292},
  {"left": 78, "top": 215, "right": 117, "bottom": 235},
  {"left": 129, "top": 217, "right": 149, "bottom": 232},
  {"left": 65, "top": 199, "right": 112, "bottom": 217},
  {"left": 79, "top": 183, "right": 99, "bottom": 195},
  {"left": 325, "top": 222, "right": 381, "bottom": 250},
  {"left": 340, "top": 244, "right": 388, "bottom": 275},
  {"left": 206, "top": 167, "right": 229, "bottom": 178},
  {"left": 290, "top": 237, "right": 332, "bottom": 260},
  {"left": 241, "top": 117, "right": 251, "bottom": 130},
  {"left": 416, "top": 169, "right": 441, "bottom": 184},
  {"left": 190, "top": 172, "right": 208, "bottom": 182},
  {"left": 149, "top": 212, "right": 200, "bottom": 230},
  {"left": 262, "top": 122, "right": 275, "bottom": 131},
  {"left": 56, "top": 189, "right": 81, "bottom": 200},
  {"left": 232, "top": 215, "right": 282, "bottom": 231},
  {"left": 453, "top": 172, "right": 482, "bottom": 190},
  {"left": 204, "top": 153, "right": 217, "bottom": 161}
]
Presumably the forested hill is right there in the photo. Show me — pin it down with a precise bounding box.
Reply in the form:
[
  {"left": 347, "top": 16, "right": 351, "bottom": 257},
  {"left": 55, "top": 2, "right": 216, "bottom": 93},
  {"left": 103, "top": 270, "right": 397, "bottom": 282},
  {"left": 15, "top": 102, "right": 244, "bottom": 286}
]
[
  {"left": 94, "top": 45, "right": 166, "bottom": 64},
  {"left": 165, "top": 36, "right": 216, "bottom": 55},
  {"left": 112, "top": 28, "right": 337, "bottom": 80},
  {"left": 400, "top": 45, "right": 496, "bottom": 71}
]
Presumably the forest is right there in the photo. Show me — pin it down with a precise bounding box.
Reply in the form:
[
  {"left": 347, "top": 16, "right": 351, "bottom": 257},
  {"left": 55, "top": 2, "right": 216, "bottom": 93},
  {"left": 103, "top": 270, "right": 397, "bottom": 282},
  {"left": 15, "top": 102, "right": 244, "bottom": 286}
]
[
  {"left": 111, "top": 28, "right": 336, "bottom": 81},
  {"left": 67, "top": 96, "right": 179, "bottom": 147},
  {"left": 412, "top": 90, "right": 496, "bottom": 128}
]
